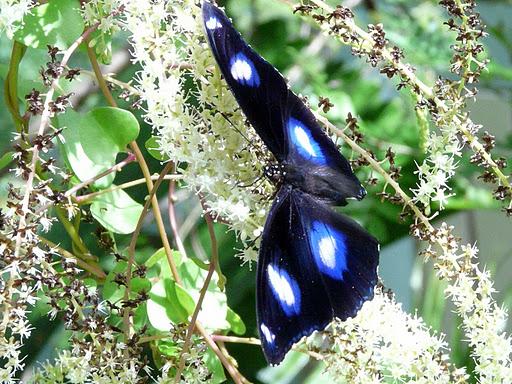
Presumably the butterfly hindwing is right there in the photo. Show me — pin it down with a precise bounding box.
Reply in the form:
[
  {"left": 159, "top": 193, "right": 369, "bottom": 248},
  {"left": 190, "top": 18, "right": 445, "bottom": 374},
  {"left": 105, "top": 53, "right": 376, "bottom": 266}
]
[
  {"left": 202, "top": 2, "right": 364, "bottom": 202},
  {"left": 257, "top": 186, "right": 332, "bottom": 364},
  {"left": 257, "top": 186, "right": 379, "bottom": 364}
]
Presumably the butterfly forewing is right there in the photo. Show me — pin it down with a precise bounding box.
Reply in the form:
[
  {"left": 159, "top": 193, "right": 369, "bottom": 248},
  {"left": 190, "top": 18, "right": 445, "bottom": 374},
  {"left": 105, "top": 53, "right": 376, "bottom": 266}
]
[
  {"left": 202, "top": 1, "right": 364, "bottom": 202},
  {"left": 203, "top": 1, "right": 288, "bottom": 158}
]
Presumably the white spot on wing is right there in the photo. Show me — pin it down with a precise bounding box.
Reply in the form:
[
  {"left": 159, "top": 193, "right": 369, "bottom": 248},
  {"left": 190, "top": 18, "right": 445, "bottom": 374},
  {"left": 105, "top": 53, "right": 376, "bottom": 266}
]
[
  {"left": 260, "top": 323, "right": 275, "bottom": 344},
  {"left": 287, "top": 117, "right": 327, "bottom": 164},
  {"left": 205, "top": 16, "right": 222, "bottom": 30},
  {"left": 229, "top": 53, "right": 260, "bottom": 86},
  {"left": 318, "top": 235, "right": 337, "bottom": 269},
  {"left": 293, "top": 124, "right": 318, "bottom": 157},
  {"left": 267, "top": 264, "right": 295, "bottom": 307},
  {"left": 231, "top": 58, "right": 252, "bottom": 81},
  {"left": 310, "top": 220, "right": 347, "bottom": 280}
]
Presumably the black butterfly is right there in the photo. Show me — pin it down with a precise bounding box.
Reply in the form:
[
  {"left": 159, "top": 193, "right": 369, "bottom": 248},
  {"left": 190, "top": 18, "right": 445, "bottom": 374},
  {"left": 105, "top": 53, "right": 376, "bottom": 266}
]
[{"left": 202, "top": 1, "right": 379, "bottom": 365}]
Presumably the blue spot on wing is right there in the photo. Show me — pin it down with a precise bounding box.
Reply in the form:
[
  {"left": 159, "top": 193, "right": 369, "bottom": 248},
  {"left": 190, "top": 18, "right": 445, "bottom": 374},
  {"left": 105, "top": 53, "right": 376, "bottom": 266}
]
[
  {"left": 229, "top": 52, "right": 260, "bottom": 87},
  {"left": 287, "top": 117, "right": 327, "bottom": 165},
  {"left": 309, "top": 220, "right": 348, "bottom": 280}
]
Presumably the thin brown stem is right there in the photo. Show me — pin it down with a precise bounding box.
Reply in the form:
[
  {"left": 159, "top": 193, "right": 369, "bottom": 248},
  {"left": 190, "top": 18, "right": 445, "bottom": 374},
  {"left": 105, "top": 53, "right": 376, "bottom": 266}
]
[
  {"left": 86, "top": 43, "right": 117, "bottom": 106},
  {"left": 80, "top": 69, "right": 140, "bottom": 95},
  {"left": 86, "top": 38, "right": 181, "bottom": 283},
  {"left": 39, "top": 237, "right": 106, "bottom": 280},
  {"left": 196, "top": 323, "right": 249, "bottom": 383},
  {"left": 130, "top": 141, "right": 181, "bottom": 282},
  {"left": 123, "top": 161, "right": 174, "bottom": 343},
  {"left": 64, "top": 153, "right": 136, "bottom": 198},
  {"left": 211, "top": 335, "right": 324, "bottom": 361},
  {"left": 211, "top": 335, "right": 261, "bottom": 346},
  {"left": 35, "top": 153, "right": 137, "bottom": 214},
  {"left": 168, "top": 163, "right": 188, "bottom": 259},
  {"left": 77, "top": 174, "right": 183, "bottom": 203},
  {"left": 174, "top": 227, "right": 217, "bottom": 383}
]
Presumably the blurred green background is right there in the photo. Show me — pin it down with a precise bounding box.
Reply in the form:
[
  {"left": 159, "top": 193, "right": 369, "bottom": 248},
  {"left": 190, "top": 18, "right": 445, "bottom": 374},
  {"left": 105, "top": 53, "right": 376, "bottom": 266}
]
[{"left": 1, "top": 0, "right": 511, "bottom": 382}]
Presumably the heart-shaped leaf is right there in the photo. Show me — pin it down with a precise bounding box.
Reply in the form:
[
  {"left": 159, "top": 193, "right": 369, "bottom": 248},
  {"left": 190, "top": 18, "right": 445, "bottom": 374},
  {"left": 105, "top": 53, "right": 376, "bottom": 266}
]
[
  {"left": 14, "top": 0, "right": 84, "bottom": 50},
  {"left": 59, "top": 107, "right": 139, "bottom": 188},
  {"left": 90, "top": 188, "right": 143, "bottom": 234}
]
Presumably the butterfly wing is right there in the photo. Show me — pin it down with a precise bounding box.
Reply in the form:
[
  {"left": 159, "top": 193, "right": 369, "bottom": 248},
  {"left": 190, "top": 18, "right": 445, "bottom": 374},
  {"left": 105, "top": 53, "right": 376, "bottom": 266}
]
[
  {"left": 202, "top": 1, "right": 288, "bottom": 158},
  {"left": 202, "top": 2, "right": 364, "bottom": 201},
  {"left": 257, "top": 186, "right": 379, "bottom": 364}
]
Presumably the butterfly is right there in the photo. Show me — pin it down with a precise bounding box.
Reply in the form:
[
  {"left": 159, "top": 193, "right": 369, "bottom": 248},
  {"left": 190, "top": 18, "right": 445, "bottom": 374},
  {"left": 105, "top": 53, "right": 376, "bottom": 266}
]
[{"left": 202, "top": 1, "right": 379, "bottom": 365}]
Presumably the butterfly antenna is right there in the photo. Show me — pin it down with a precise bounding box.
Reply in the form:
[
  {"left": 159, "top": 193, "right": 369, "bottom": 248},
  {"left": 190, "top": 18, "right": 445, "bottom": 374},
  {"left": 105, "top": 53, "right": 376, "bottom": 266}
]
[
  {"left": 219, "top": 111, "right": 253, "bottom": 144},
  {"left": 235, "top": 173, "right": 265, "bottom": 188}
]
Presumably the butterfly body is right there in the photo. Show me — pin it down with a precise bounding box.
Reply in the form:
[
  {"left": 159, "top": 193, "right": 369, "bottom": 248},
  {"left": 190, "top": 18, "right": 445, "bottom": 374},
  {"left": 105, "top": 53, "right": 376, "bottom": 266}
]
[{"left": 202, "top": 1, "right": 379, "bottom": 365}]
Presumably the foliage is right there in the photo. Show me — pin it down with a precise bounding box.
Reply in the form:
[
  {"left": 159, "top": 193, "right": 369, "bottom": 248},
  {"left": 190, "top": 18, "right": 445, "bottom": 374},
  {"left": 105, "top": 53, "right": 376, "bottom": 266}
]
[{"left": 0, "top": 0, "right": 511, "bottom": 383}]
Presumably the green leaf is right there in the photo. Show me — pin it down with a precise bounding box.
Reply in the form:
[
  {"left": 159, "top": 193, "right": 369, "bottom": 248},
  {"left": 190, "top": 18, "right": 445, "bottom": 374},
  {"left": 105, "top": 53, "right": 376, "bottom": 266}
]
[
  {"left": 145, "top": 248, "right": 167, "bottom": 268},
  {"left": 203, "top": 349, "right": 227, "bottom": 384},
  {"left": 226, "top": 308, "right": 246, "bottom": 335},
  {"left": 145, "top": 136, "right": 169, "bottom": 161},
  {"left": 178, "top": 259, "right": 230, "bottom": 332},
  {"left": 83, "top": 277, "right": 98, "bottom": 291},
  {"left": 134, "top": 302, "right": 148, "bottom": 329},
  {"left": 445, "top": 184, "right": 498, "bottom": 210},
  {"left": 156, "top": 338, "right": 179, "bottom": 358},
  {"left": 145, "top": 248, "right": 182, "bottom": 269},
  {"left": 58, "top": 107, "right": 139, "bottom": 188},
  {"left": 90, "top": 188, "right": 144, "bottom": 234},
  {"left": 85, "top": 107, "right": 140, "bottom": 151},
  {"left": 0, "top": 152, "right": 14, "bottom": 171},
  {"left": 173, "top": 283, "right": 196, "bottom": 316},
  {"left": 14, "top": 0, "right": 84, "bottom": 50},
  {"left": 147, "top": 279, "right": 194, "bottom": 331}
]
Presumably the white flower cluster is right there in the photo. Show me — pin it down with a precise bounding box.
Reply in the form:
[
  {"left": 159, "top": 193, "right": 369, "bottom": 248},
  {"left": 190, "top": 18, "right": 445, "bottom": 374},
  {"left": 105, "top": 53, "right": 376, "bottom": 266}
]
[
  {"left": 0, "top": 191, "right": 52, "bottom": 383},
  {"left": 315, "top": 287, "right": 467, "bottom": 383},
  {"left": 29, "top": 349, "right": 140, "bottom": 384},
  {"left": 412, "top": 125, "right": 463, "bottom": 209},
  {"left": 432, "top": 223, "right": 512, "bottom": 383},
  {"left": 0, "top": 0, "right": 32, "bottom": 39},
  {"left": 123, "top": 0, "right": 272, "bottom": 262},
  {"left": 81, "top": 0, "right": 123, "bottom": 63},
  {"left": 156, "top": 344, "right": 211, "bottom": 384}
]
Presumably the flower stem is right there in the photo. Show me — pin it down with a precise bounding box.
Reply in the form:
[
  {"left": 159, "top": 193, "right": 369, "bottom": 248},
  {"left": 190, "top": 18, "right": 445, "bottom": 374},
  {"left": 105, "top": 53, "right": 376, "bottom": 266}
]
[
  {"left": 301, "top": 0, "right": 511, "bottom": 204},
  {"left": 77, "top": 174, "right": 183, "bottom": 203},
  {"left": 174, "top": 201, "right": 218, "bottom": 383},
  {"left": 86, "top": 39, "right": 181, "bottom": 283},
  {"left": 123, "top": 162, "right": 174, "bottom": 343},
  {"left": 39, "top": 237, "right": 106, "bottom": 280}
]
